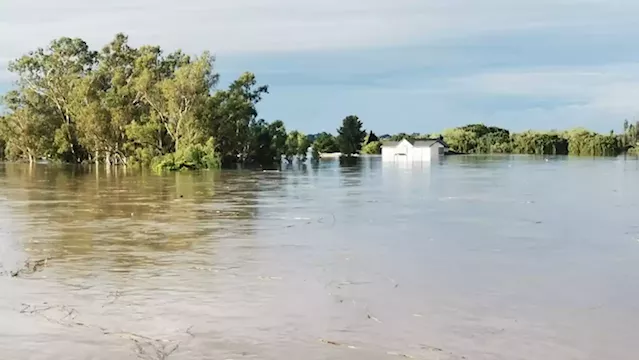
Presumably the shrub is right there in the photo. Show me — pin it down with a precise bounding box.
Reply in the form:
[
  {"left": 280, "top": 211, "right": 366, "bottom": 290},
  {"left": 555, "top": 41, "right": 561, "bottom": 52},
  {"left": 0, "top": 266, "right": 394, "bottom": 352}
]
[
  {"left": 152, "top": 138, "right": 221, "bottom": 171},
  {"left": 361, "top": 141, "right": 381, "bottom": 154}
]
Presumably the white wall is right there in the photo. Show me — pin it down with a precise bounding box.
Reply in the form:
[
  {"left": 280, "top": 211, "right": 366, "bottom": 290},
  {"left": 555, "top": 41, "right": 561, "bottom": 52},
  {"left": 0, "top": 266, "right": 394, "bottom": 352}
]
[
  {"left": 382, "top": 141, "right": 437, "bottom": 162},
  {"left": 430, "top": 143, "right": 445, "bottom": 158},
  {"left": 381, "top": 146, "right": 397, "bottom": 161},
  {"left": 410, "top": 146, "right": 431, "bottom": 161}
]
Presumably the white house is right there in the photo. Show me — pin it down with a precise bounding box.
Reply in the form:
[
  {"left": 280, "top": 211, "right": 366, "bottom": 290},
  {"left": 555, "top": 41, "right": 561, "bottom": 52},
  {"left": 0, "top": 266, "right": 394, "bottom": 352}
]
[{"left": 381, "top": 138, "right": 449, "bottom": 162}]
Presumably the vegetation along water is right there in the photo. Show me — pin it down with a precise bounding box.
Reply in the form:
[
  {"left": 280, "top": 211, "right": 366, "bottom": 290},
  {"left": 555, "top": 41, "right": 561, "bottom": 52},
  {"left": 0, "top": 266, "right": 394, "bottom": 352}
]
[{"left": 1, "top": 34, "right": 638, "bottom": 170}]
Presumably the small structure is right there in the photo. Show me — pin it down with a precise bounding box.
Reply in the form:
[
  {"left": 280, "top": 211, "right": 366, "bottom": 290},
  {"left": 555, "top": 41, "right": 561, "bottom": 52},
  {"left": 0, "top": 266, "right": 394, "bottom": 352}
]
[{"left": 381, "top": 137, "right": 449, "bottom": 162}]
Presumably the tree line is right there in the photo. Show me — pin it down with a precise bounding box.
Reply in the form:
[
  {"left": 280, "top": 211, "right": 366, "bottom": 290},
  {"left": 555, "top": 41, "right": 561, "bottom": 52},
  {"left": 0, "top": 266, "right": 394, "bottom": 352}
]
[
  {"left": 0, "top": 34, "right": 636, "bottom": 169},
  {"left": 376, "top": 122, "right": 638, "bottom": 156},
  {"left": 309, "top": 120, "right": 639, "bottom": 157},
  {"left": 0, "top": 34, "right": 378, "bottom": 169}
]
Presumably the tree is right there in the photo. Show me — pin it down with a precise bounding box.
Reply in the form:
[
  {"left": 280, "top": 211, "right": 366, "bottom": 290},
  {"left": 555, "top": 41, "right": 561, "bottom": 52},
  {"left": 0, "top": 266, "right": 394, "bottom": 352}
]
[
  {"left": 0, "top": 34, "right": 272, "bottom": 169},
  {"left": 336, "top": 115, "right": 366, "bottom": 156},
  {"left": 245, "top": 119, "right": 288, "bottom": 166},
  {"left": 2, "top": 33, "right": 633, "bottom": 169},
  {"left": 207, "top": 72, "right": 268, "bottom": 164},
  {"left": 364, "top": 130, "right": 379, "bottom": 144},
  {"left": 312, "top": 132, "right": 339, "bottom": 154},
  {"left": 8, "top": 37, "right": 98, "bottom": 162},
  {"left": 361, "top": 141, "right": 381, "bottom": 154},
  {"left": 441, "top": 128, "right": 477, "bottom": 153},
  {"left": 268, "top": 120, "right": 288, "bottom": 160},
  {"left": 284, "top": 130, "right": 310, "bottom": 163},
  {"left": 0, "top": 91, "right": 57, "bottom": 163}
]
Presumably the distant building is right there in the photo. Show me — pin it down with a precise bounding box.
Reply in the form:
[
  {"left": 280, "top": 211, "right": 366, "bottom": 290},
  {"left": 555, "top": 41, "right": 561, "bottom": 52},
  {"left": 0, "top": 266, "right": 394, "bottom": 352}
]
[{"left": 381, "top": 138, "right": 449, "bottom": 162}]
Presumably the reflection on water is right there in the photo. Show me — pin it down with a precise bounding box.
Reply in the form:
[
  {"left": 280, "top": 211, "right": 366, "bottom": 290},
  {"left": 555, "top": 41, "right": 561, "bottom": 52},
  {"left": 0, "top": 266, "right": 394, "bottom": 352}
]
[{"left": 0, "top": 156, "right": 637, "bottom": 360}]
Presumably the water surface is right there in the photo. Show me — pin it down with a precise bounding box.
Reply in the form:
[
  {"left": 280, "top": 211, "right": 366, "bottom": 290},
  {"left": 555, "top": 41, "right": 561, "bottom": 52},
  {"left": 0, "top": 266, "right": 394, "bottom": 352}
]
[{"left": 0, "top": 155, "right": 637, "bottom": 360}]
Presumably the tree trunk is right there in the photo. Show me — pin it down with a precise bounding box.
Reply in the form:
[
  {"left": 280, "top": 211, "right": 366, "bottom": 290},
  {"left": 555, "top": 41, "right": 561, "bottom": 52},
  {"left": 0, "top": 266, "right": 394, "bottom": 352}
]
[
  {"left": 95, "top": 151, "right": 99, "bottom": 165},
  {"left": 105, "top": 151, "right": 112, "bottom": 167}
]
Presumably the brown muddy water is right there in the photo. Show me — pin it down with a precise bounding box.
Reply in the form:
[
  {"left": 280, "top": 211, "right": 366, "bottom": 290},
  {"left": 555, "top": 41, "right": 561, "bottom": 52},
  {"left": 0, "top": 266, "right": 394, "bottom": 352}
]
[{"left": 0, "top": 156, "right": 637, "bottom": 360}]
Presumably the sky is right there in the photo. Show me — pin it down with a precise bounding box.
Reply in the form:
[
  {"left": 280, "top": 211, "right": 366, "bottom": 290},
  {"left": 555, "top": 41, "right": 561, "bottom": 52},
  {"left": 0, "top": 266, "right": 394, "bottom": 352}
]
[{"left": 0, "top": 0, "right": 637, "bottom": 134}]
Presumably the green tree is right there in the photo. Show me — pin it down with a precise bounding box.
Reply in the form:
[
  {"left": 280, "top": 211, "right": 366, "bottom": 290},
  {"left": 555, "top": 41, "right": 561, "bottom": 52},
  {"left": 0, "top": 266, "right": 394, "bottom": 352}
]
[
  {"left": 245, "top": 119, "right": 288, "bottom": 166},
  {"left": 0, "top": 91, "right": 57, "bottom": 163},
  {"left": 207, "top": 72, "right": 268, "bottom": 164},
  {"left": 441, "top": 128, "right": 477, "bottom": 153},
  {"left": 284, "top": 130, "right": 310, "bottom": 163},
  {"left": 8, "top": 37, "right": 97, "bottom": 162},
  {"left": 312, "top": 132, "right": 339, "bottom": 154},
  {"left": 336, "top": 115, "right": 366, "bottom": 156},
  {"left": 361, "top": 141, "right": 381, "bottom": 154},
  {"left": 363, "top": 130, "right": 379, "bottom": 144},
  {"left": 3, "top": 33, "right": 279, "bottom": 169}
]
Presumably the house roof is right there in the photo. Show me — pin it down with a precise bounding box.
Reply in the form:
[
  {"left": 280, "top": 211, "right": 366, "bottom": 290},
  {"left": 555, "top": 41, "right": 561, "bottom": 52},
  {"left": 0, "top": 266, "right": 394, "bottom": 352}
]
[{"left": 381, "top": 138, "right": 449, "bottom": 148}]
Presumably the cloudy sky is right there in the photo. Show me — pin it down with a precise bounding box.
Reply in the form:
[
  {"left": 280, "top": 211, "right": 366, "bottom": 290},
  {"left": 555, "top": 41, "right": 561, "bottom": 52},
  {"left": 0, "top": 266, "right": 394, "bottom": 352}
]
[{"left": 0, "top": 0, "right": 637, "bottom": 133}]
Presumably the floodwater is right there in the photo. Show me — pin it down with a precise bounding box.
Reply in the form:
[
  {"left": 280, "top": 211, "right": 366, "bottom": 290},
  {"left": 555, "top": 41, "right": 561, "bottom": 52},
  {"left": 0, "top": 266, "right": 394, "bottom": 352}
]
[{"left": 0, "top": 155, "right": 637, "bottom": 360}]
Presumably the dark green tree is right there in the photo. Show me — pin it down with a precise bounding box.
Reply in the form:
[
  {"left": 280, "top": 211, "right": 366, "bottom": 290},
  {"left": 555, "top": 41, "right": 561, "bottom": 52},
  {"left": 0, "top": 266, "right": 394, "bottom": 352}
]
[
  {"left": 364, "top": 130, "right": 379, "bottom": 144},
  {"left": 361, "top": 141, "right": 381, "bottom": 154},
  {"left": 336, "top": 115, "right": 366, "bottom": 156},
  {"left": 312, "top": 132, "right": 339, "bottom": 154}
]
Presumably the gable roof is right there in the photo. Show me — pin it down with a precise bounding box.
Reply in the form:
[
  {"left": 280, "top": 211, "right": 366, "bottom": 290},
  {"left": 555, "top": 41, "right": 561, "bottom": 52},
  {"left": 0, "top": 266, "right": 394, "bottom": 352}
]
[{"left": 381, "top": 138, "right": 449, "bottom": 148}]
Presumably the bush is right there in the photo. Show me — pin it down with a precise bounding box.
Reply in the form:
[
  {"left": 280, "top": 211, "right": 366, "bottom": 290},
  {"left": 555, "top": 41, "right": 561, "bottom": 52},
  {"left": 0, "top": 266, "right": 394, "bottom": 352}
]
[
  {"left": 361, "top": 141, "right": 381, "bottom": 154},
  {"left": 152, "top": 138, "right": 221, "bottom": 171},
  {"left": 628, "top": 145, "right": 639, "bottom": 155}
]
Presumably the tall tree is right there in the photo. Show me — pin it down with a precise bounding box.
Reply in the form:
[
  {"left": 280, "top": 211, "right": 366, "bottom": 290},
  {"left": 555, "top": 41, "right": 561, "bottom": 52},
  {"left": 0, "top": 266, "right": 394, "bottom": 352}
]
[
  {"left": 364, "top": 130, "right": 379, "bottom": 144},
  {"left": 0, "top": 91, "right": 57, "bottom": 163},
  {"left": 207, "top": 72, "right": 268, "bottom": 164},
  {"left": 336, "top": 115, "right": 366, "bottom": 156},
  {"left": 8, "top": 37, "right": 97, "bottom": 162},
  {"left": 284, "top": 130, "right": 310, "bottom": 163},
  {"left": 312, "top": 132, "right": 339, "bottom": 154},
  {"left": 245, "top": 119, "right": 287, "bottom": 166}
]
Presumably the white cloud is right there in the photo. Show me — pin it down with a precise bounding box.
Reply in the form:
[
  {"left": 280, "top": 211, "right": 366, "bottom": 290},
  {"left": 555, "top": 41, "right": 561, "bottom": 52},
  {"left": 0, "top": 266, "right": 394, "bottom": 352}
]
[
  {"left": 0, "top": 0, "right": 636, "bottom": 131},
  {"left": 447, "top": 63, "right": 638, "bottom": 114},
  {"left": 0, "top": 0, "right": 635, "bottom": 59},
  {"left": 436, "top": 63, "right": 639, "bottom": 130}
]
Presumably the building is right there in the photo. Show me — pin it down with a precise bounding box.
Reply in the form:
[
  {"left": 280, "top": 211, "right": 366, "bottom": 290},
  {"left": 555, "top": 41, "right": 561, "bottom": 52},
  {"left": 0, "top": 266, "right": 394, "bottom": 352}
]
[{"left": 381, "top": 138, "right": 449, "bottom": 162}]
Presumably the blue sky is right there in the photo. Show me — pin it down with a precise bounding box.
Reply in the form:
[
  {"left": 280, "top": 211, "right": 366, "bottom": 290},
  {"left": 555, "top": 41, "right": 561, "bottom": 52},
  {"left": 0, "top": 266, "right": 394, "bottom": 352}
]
[{"left": 0, "top": 0, "right": 637, "bottom": 134}]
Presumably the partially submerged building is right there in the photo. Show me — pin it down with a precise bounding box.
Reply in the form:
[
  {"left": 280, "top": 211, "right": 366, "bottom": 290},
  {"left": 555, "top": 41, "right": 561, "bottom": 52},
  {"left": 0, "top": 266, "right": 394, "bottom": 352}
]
[{"left": 381, "top": 138, "right": 449, "bottom": 162}]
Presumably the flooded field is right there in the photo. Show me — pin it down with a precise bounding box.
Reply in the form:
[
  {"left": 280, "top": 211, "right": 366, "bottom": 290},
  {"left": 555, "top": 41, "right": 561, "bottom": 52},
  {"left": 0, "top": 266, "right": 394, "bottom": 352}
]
[{"left": 0, "top": 156, "right": 637, "bottom": 360}]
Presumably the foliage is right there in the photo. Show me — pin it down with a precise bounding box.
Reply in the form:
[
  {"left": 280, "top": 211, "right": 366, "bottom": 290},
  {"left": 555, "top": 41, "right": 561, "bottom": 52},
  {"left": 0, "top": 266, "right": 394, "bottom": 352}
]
[
  {"left": 364, "top": 131, "right": 379, "bottom": 144},
  {"left": 620, "top": 119, "right": 639, "bottom": 153},
  {"left": 152, "top": 138, "right": 220, "bottom": 171},
  {"left": 284, "top": 130, "right": 311, "bottom": 163},
  {"left": 207, "top": 72, "right": 269, "bottom": 164},
  {"left": 311, "top": 132, "right": 339, "bottom": 154},
  {"left": 403, "top": 122, "right": 637, "bottom": 157},
  {"left": 361, "top": 141, "right": 382, "bottom": 154},
  {"left": 628, "top": 145, "right": 639, "bottom": 155},
  {"left": 244, "top": 119, "right": 287, "bottom": 167},
  {"left": 388, "top": 132, "right": 417, "bottom": 142},
  {"left": 0, "top": 33, "right": 277, "bottom": 169},
  {"left": 336, "top": 115, "right": 366, "bottom": 156},
  {"left": 1, "top": 34, "right": 635, "bottom": 166}
]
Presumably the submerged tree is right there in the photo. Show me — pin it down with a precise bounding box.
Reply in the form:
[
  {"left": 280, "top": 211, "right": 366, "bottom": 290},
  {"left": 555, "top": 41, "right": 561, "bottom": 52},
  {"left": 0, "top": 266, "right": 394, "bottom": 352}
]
[
  {"left": 336, "top": 115, "right": 366, "bottom": 156},
  {"left": 312, "top": 132, "right": 339, "bottom": 154},
  {"left": 361, "top": 141, "right": 381, "bottom": 154},
  {"left": 0, "top": 33, "right": 278, "bottom": 170},
  {"left": 284, "top": 130, "right": 311, "bottom": 163}
]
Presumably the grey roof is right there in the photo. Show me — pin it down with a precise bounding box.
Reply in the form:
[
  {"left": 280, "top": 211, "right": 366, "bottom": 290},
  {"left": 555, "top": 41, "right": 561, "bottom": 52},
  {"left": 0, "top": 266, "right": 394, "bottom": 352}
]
[{"left": 381, "top": 138, "right": 449, "bottom": 148}]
